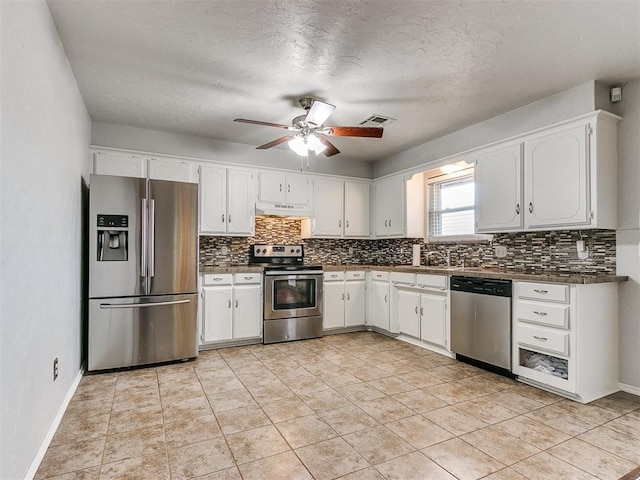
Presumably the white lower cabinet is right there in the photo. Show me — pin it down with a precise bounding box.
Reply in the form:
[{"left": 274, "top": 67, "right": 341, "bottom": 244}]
[
  {"left": 512, "top": 280, "right": 618, "bottom": 403},
  {"left": 368, "top": 271, "right": 391, "bottom": 331},
  {"left": 391, "top": 272, "right": 449, "bottom": 351},
  {"left": 201, "top": 273, "right": 262, "bottom": 344},
  {"left": 323, "top": 271, "right": 366, "bottom": 330}
]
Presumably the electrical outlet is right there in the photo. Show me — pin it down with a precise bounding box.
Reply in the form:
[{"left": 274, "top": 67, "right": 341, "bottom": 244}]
[
  {"left": 221, "top": 246, "right": 228, "bottom": 255},
  {"left": 494, "top": 246, "right": 507, "bottom": 258},
  {"left": 53, "top": 358, "right": 59, "bottom": 381},
  {"left": 348, "top": 247, "right": 354, "bottom": 255}
]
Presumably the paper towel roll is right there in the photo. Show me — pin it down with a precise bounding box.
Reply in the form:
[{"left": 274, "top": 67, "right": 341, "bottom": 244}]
[{"left": 412, "top": 244, "right": 421, "bottom": 266}]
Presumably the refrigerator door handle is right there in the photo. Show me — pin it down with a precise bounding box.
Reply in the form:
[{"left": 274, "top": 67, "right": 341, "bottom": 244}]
[
  {"left": 141, "top": 198, "right": 148, "bottom": 277},
  {"left": 99, "top": 299, "right": 191, "bottom": 309},
  {"left": 149, "top": 199, "right": 155, "bottom": 278}
]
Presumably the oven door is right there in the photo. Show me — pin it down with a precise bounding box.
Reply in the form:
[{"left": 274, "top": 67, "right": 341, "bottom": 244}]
[{"left": 264, "top": 272, "right": 323, "bottom": 320}]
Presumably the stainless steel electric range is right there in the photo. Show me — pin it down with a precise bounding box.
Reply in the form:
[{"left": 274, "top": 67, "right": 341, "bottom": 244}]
[{"left": 250, "top": 244, "right": 323, "bottom": 344}]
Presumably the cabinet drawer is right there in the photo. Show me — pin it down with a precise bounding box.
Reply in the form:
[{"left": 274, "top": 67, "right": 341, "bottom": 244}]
[
  {"left": 517, "top": 282, "right": 568, "bottom": 303},
  {"left": 390, "top": 272, "right": 416, "bottom": 286},
  {"left": 518, "top": 300, "right": 569, "bottom": 328},
  {"left": 324, "top": 271, "right": 345, "bottom": 281},
  {"left": 416, "top": 274, "right": 447, "bottom": 290},
  {"left": 234, "top": 273, "right": 261, "bottom": 284},
  {"left": 203, "top": 273, "right": 233, "bottom": 286},
  {"left": 346, "top": 271, "right": 365, "bottom": 281},
  {"left": 371, "top": 271, "right": 390, "bottom": 281},
  {"left": 518, "top": 324, "right": 569, "bottom": 356}
]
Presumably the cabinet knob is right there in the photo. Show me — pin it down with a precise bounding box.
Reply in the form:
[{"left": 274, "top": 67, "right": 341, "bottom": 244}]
[
  {"left": 287, "top": 184, "right": 291, "bottom": 192},
  {"left": 227, "top": 299, "right": 231, "bottom": 308},
  {"left": 420, "top": 307, "right": 424, "bottom": 316},
  {"left": 338, "top": 220, "right": 342, "bottom": 227},
  {"left": 528, "top": 202, "right": 533, "bottom": 213},
  {"left": 235, "top": 299, "right": 239, "bottom": 308},
  {"left": 346, "top": 220, "right": 349, "bottom": 228},
  {"left": 515, "top": 203, "right": 520, "bottom": 215},
  {"left": 341, "top": 293, "right": 345, "bottom": 300},
  {"left": 384, "top": 294, "right": 388, "bottom": 303},
  {"left": 221, "top": 214, "right": 225, "bottom": 223},
  {"left": 385, "top": 220, "right": 388, "bottom": 227},
  {"left": 346, "top": 293, "right": 350, "bottom": 300},
  {"left": 415, "top": 306, "right": 418, "bottom": 314}
]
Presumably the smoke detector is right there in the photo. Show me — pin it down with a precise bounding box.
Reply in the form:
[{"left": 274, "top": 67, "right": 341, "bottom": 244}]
[{"left": 358, "top": 114, "right": 395, "bottom": 127}]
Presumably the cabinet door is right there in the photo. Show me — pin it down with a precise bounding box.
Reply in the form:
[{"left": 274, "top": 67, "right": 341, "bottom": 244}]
[
  {"left": 323, "top": 281, "right": 345, "bottom": 329},
  {"left": 313, "top": 178, "right": 344, "bottom": 237},
  {"left": 397, "top": 290, "right": 420, "bottom": 338},
  {"left": 285, "top": 174, "right": 310, "bottom": 206},
  {"left": 227, "top": 169, "right": 255, "bottom": 235},
  {"left": 370, "top": 281, "right": 390, "bottom": 331},
  {"left": 475, "top": 143, "right": 523, "bottom": 232},
  {"left": 525, "top": 124, "right": 589, "bottom": 228},
  {"left": 148, "top": 158, "right": 198, "bottom": 183},
  {"left": 93, "top": 151, "right": 147, "bottom": 178},
  {"left": 233, "top": 284, "right": 262, "bottom": 339},
  {"left": 202, "top": 286, "right": 233, "bottom": 342},
  {"left": 373, "top": 181, "right": 390, "bottom": 237},
  {"left": 345, "top": 281, "right": 366, "bottom": 326},
  {"left": 344, "top": 182, "right": 371, "bottom": 237},
  {"left": 258, "top": 172, "right": 284, "bottom": 203},
  {"left": 199, "top": 165, "right": 227, "bottom": 234},
  {"left": 420, "top": 294, "right": 447, "bottom": 348},
  {"left": 387, "top": 177, "right": 405, "bottom": 236}
]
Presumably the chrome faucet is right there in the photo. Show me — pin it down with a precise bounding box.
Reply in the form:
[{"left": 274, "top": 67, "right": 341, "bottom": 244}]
[{"left": 425, "top": 250, "right": 450, "bottom": 267}]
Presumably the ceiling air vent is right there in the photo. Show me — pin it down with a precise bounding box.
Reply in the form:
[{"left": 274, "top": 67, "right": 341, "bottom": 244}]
[{"left": 358, "top": 114, "right": 395, "bottom": 127}]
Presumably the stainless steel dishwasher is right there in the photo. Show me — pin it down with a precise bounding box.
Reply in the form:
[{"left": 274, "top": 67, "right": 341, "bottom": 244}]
[{"left": 450, "top": 276, "right": 513, "bottom": 375}]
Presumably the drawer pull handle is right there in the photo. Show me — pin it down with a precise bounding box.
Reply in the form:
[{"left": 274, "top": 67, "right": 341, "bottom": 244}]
[
  {"left": 533, "top": 311, "right": 548, "bottom": 316},
  {"left": 244, "top": 276, "right": 254, "bottom": 280},
  {"left": 376, "top": 274, "right": 382, "bottom": 278},
  {"left": 331, "top": 274, "right": 338, "bottom": 278},
  {"left": 353, "top": 273, "right": 360, "bottom": 277},
  {"left": 415, "top": 306, "right": 418, "bottom": 314},
  {"left": 213, "top": 277, "right": 223, "bottom": 281},
  {"left": 533, "top": 335, "right": 548, "bottom": 341},
  {"left": 384, "top": 294, "right": 388, "bottom": 303},
  {"left": 533, "top": 289, "right": 548, "bottom": 294}
]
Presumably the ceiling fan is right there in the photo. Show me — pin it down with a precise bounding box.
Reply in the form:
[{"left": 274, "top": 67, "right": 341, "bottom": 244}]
[{"left": 234, "top": 97, "right": 383, "bottom": 157}]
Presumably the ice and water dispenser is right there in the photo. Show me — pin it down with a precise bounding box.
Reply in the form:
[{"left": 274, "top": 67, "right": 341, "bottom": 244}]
[{"left": 96, "top": 214, "right": 128, "bottom": 261}]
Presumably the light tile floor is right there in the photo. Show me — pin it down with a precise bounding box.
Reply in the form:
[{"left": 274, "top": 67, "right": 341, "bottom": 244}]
[{"left": 36, "top": 332, "right": 640, "bottom": 480}]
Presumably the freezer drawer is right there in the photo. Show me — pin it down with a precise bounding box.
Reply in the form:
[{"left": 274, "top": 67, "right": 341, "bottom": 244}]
[{"left": 88, "top": 294, "right": 198, "bottom": 371}]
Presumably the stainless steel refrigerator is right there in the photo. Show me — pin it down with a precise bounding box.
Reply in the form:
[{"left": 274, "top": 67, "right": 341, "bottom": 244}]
[{"left": 88, "top": 174, "right": 198, "bottom": 371}]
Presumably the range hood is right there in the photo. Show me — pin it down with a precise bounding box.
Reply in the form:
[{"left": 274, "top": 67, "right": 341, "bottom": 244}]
[{"left": 255, "top": 201, "right": 312, "bottom": 218}]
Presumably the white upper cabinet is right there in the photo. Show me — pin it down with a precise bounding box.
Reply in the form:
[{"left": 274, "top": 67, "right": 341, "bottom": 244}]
[
  {"left": 524, "top": 123, "right": 589, "bottom": 228},
  {"left": 258, "top": 171, "right": 310, "bottom": 206},
  {"left": 311, "top": 178, "right": 344, "bottom": 237},
  {"left": 200, "top": 165, "right": 255, "bottom": 236},
  {"left": 93, "top": 150, "right": 198, "bottom": 183},
  {"left": 373, "top": 173, "right": 423, "bottom": 238},
  {"left": 344, "top": 181, "right": 371, "bottom": 237},
  {"left": 93, "top": 151, "right": 147, "bottom": 178},
  {"left": 474, "top": 111, "right": 619, "bottom": 232},
  {"left": 301, "top": 177, "right": 371, "bottom": 238},
  {"left": 148, "top": 157, "right": 198, "bottom": 183},
  {"left": 475, "top": 142, "right": 524, "bottom": 232}
]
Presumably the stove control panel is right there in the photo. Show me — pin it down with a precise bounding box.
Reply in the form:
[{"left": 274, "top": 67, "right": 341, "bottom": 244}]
[{"left": 252, "top": 244, "right": 303, "bottom": 258}]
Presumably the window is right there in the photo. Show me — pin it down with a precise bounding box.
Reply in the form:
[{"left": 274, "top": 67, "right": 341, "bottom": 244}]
[{"left": 427, "top": 170, "right": 476, "bottom": 238}]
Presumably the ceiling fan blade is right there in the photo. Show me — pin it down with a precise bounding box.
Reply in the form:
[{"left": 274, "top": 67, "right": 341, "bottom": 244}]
[
  {"left": 318, "top": 136, "right": 340, "bottom": 157},
  {"left": 256, "top": 135, "right": 295, "bottom": 150},
  {"left": 234, "top": 118, "right": 290, "bottom": 129},
  {"left": 327, "top": 126, "right": 383, "bottom": 138},
  {"left": 305, "top": 100, "right": 336, "bottom": 126}
]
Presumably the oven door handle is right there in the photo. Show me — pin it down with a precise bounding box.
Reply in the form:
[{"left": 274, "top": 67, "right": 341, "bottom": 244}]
[{"left": 264, "top": 270, "right": 324, "bottom": 276}]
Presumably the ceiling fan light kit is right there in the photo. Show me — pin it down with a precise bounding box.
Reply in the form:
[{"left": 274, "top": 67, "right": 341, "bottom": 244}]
[{"left": 234, "top": 98, "right": 384, "bottom": 159}]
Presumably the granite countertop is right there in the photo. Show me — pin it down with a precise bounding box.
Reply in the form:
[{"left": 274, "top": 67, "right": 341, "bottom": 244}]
[
  {"left": 322, "top": 264, "right": 627, "bottom": 284},
  {"left": 200, "top": 263, "right": 627, "bottom": 284}
]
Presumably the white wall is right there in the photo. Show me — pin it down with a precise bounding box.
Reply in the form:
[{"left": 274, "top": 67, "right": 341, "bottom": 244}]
[
  {"left": 0, "top": 2, "right": 91, "bottom": 479},
  {"left": 613, "top": 78, "right": 640, "bottom": 391},
  {"left": 91, "top": 121, "right": 374, "bottom": 179},
  {"left": 374, "top": 81, "right": 602, "bottom": 177}
]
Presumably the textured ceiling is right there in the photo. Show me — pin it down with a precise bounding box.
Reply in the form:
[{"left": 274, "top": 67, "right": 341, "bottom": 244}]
[{"left": 46, "top": 0, "right": 640, "bottom": 163}]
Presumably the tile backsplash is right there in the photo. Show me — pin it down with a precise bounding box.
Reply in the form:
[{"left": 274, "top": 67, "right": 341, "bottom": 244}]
[{"left": 199, "top": 216, "right": 617, "bottom": 274}]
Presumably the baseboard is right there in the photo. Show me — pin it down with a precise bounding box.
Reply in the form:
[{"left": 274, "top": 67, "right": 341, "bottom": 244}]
[
  {"left": 618, "top": 382, "right": 640, "bottom": 397},
  {"left": 24, "top": 369, "right": 84, "bottom": 480}
]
